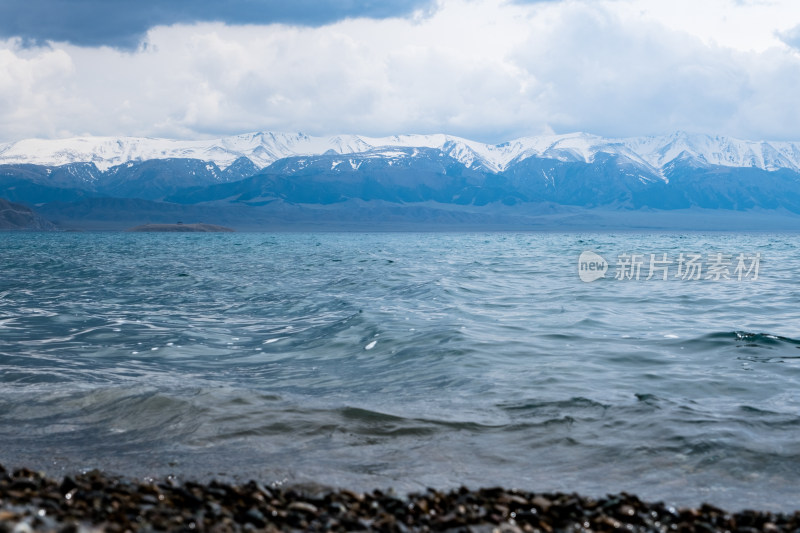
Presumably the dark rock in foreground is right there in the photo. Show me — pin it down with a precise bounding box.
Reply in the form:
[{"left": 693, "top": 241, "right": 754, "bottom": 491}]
[
  {"left": 0, "top": 465, "right": 798, "bottom": 532},
  {"left": 0, "top": 198, "right": 55, "bottom": 230},
  {"left": 126, "top": 223, "right": 234, "bottom": 232}
]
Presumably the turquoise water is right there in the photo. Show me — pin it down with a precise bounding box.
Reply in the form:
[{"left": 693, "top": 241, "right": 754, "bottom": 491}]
[{"left": 1, "top": 232, "right": 799, "bottom": 511}]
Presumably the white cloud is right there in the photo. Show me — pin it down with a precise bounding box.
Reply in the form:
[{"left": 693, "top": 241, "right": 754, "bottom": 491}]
[
  {"left": 0, "top": 40, "right": 87, "bottom": 139},
  {"left": 510, "top": 2, "right": 800, "bottom": 139},
  {"left": 610, "top": 0, "right": 800, "bottom": 52},
  {"left": 1, "top": 0, "right": 800, "bottom": 143}
]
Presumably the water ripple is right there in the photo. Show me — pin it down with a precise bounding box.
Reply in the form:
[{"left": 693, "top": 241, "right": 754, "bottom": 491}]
[{"left": 2, "top": 232, "right": 800, "bottom": 510}]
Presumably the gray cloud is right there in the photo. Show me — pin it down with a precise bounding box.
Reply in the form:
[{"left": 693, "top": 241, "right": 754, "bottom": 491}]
[
  {"left": 0, "top": 0, "right": 436, "bottom": 49},
  {"left": 778, "top": 24, "right": 800, "bottom": 51}
]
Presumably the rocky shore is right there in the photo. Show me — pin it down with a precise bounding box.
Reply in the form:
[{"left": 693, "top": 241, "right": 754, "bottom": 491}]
[
  {"left": 0, "top": 464, "right": 796, "bottom": 532},
  {"left": 0, "top": 198, "right": 56, "bottom": 231}
]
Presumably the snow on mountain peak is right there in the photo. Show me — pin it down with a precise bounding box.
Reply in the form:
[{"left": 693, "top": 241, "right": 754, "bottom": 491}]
[{"left": 1, "top": 131, "right": 799, "bottom": 174}]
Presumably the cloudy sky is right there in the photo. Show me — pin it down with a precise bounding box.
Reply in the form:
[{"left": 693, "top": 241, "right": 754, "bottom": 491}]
[{"left": 1, "top": 0, "right": 799, "bottom": 143}]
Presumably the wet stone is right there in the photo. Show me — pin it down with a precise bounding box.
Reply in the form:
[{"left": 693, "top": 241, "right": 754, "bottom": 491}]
[{"left": 286, "top": 501, "right": 318, "bottom": 515}]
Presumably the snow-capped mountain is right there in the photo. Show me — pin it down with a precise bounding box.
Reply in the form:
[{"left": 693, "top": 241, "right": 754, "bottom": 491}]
[
  {"left": 2, "top": 130, "right": 800, "bottom": 174},
  {"left": 5, "top": 129, "right": 800, "bottom": 229}
]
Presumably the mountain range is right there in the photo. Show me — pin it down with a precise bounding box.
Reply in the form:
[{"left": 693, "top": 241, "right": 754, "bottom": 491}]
[
  {"left": 4, "top": 130, "right": 800, "bottom": 173},
  {"left": 2, "top": 131, "right": 800, "bottom": 230}
]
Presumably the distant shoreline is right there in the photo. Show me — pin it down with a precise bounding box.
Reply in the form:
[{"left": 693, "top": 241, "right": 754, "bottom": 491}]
[{"left": 125, "top": 223, "right": 234, "bottom": 232}]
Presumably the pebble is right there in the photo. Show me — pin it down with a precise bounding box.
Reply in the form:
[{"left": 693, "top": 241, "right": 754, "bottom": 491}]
[{"left": 2, "top": 463, "right": 800, "bottom": 532}]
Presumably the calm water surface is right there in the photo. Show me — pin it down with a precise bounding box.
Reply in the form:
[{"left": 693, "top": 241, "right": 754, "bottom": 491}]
[{"left": 1, "top": 232, "right": 799, "bottom": 511}]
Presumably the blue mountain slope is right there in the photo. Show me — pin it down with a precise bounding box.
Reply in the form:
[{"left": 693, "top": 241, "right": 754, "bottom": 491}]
[
  {"left": 0, "top": 157, "right": 260, "bottom": 203},
  {"left": 166, "top": 148, "right": 523, "bottom": 206}
]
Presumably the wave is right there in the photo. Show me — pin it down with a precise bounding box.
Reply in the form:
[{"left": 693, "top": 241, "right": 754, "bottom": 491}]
[{"left": 667, "top": 331, "right": 800, "bottom": 362}]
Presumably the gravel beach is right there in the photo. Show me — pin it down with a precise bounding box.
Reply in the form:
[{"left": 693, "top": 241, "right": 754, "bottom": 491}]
[{"left": 0, "top": 464, "right": 797, "bottom": 532}]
